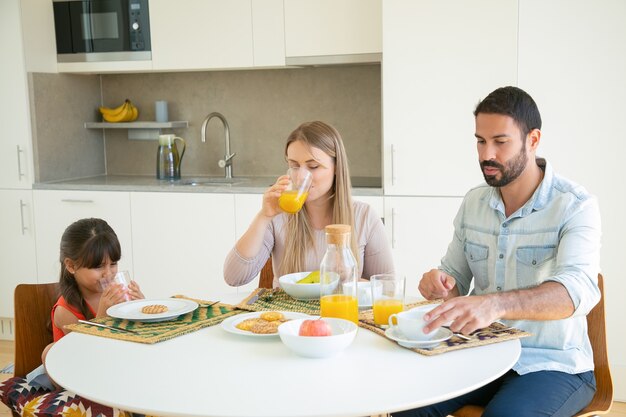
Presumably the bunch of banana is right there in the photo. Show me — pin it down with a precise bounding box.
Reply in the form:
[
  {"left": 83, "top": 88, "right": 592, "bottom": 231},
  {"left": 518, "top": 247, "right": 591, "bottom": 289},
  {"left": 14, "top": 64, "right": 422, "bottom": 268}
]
[{"left": 99, "top": 99, "right": 139, "bottom": 123}]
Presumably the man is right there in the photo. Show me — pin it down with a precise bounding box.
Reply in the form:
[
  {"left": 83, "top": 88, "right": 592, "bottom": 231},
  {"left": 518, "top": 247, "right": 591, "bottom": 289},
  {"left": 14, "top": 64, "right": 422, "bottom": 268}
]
[{"left": 394, "top": 86, "right": 601, "bottom": 417}]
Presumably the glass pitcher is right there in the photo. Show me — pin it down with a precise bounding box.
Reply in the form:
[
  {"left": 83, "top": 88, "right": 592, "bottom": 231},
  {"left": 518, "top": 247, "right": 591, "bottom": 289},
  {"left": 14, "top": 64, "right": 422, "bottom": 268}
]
[
  {"left": 319, "top": 224, "right": 359, "bottom": 324},
  {"left": 156, "top": 134, "right": 186, "bottom": 180}
]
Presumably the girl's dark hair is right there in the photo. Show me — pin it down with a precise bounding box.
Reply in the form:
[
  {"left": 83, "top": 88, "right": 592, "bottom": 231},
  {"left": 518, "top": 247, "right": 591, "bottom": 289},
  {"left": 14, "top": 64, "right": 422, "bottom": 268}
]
[
  {"left": 59, "top": 218, "right": 121, "bottom": 319},
  {"left": 474, "top": 86, "right": 542, "bottom": 137}
]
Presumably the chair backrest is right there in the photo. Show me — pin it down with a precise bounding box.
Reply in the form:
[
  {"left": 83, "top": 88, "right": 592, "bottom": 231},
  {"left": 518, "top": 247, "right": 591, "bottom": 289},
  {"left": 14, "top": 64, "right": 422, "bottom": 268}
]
[
  {"left": 452, "top": 273, "right": 613, "bottom": 417},
  {"left": 575, "top": 273, "right": 613, "bottom": 416},
  {"left": 13, "top": 282, "right": 59, "bottom": 378},
  {"left": 259, "top": 256, "right": 274, "bottom": 289}
]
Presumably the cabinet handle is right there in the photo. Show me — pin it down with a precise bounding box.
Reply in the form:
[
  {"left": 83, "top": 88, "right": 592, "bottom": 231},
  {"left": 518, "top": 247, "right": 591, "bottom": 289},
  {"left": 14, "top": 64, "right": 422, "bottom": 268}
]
[
  {"left": 19, "top": 199, "right": 27, "bottom": 235},
  {"left": 61, "top": 199, "right": 95, "bottom": 203},
  {"left": 16, "top": 146, "right": 26, "bottom": 180},
  {"left": 391, "top": 144, "right": 397, "bottom": 186},
  {"left": 391, "top": 207, "right": 397, "bottom": 249}
]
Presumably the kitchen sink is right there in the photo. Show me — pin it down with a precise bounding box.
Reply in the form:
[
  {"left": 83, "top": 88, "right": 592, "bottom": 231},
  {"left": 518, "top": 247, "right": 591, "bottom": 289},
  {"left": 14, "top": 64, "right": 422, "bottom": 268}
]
[{"left": 180, "top": 177, "right": 248, "bottom": 186}]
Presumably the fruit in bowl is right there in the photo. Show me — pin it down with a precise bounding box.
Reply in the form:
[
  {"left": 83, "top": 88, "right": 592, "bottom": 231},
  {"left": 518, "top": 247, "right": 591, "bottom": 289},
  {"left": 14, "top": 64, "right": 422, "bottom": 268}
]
[
  {"left": 278, "top": 317, "right": 358, "bottom": 358},
  {"left": 279, "top": 271, "right": 339, "bottom": 300},
  {"left": 299, "top": 318, "right": 332, "bottom": 336},
  {"left": 279, "top": 271, "right": 320, "bottom": 300}
]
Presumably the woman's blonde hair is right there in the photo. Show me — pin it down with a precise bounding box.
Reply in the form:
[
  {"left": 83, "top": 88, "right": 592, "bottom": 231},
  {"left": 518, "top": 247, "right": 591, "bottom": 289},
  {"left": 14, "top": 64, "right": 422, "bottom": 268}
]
[{"left": 279, "top": 121, "right": 358, "bottom": 275}]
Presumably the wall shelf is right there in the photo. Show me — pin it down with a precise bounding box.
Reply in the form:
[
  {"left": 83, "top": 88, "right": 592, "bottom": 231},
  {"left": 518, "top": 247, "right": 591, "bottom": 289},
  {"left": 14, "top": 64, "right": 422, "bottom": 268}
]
[{"left": 84, "top": 121, "right": 189, "bottom": 140}]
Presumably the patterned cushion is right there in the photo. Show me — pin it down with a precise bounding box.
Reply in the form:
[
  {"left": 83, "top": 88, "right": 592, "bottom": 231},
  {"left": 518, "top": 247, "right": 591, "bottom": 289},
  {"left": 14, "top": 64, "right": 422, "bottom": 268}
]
[{"left": 0, "top": 376, "right": 150, "bottom": 417}]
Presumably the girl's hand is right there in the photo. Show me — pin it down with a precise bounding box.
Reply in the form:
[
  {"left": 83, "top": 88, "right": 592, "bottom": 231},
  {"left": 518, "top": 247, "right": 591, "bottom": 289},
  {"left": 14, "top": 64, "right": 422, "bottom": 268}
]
[
  {"left": 261, "top": 175, "right": 290, "bottom": 218},
  {"left": 128, "top": 280, "right": 145, "bottom": 300},
  {"left": 96, "top": 283, "right": 128, "bottom": 317}
]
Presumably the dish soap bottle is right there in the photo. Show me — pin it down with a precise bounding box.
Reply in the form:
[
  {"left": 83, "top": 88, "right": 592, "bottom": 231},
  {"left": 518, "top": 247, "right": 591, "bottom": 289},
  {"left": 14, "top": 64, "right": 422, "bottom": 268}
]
[{"left": 320, "top": 224, "right": 359, "bottom": 324}]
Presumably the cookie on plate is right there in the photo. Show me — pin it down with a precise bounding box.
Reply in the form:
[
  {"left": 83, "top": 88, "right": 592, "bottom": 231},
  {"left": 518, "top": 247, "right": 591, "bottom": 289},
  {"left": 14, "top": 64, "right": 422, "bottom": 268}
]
[
  {"left": 141, "top": 304, "right": 169, "bottom": 314},
  {"left": 236, "top": 318, "right": 260, "bottom": 331},
  {"left": 260, "top": 311, "right": 285, "bottom": 322},
  {"left": 250, "top": 319, "right": 281, "bottom": 334}
]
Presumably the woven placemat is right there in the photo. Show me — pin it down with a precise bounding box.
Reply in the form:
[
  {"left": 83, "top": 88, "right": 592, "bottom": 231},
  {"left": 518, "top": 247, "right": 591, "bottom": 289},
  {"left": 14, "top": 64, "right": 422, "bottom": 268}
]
[
  {"left": 65, "top": 297, "right": 243, "bottom": 344},
  {"left": 359, "top": 300, "right": 531, "bottom": 356},
  {"left": 236, "top": 288, "right": 321, "bottom": 315}
]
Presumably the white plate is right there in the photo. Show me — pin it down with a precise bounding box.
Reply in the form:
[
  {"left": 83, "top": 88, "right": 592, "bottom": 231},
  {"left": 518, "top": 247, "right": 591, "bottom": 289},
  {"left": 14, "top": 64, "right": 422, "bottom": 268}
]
[
  {"left": 384, "top": 327, "right": 452, "bottom": 349},
  {"left": 221, "top": 311, "right": 312, "bottom": 337},
  {"left": 107, "top": 299, "right": 199, "bottom": 323}
]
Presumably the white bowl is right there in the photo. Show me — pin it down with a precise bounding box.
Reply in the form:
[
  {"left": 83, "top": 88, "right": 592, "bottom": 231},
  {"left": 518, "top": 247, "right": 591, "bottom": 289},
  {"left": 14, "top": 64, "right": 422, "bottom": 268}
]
[
  {"left": 278, "top": 271, "right": 320, "bottom": 300},
  {"left": 278, "top": 317, "right": 358, "bottom": 358}
]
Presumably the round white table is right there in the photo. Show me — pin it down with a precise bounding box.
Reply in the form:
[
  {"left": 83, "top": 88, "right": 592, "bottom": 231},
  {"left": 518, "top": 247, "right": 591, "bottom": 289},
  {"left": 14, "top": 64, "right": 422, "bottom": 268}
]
[{"left": 46, "top": 294, "right": 521, "bottom": 417}]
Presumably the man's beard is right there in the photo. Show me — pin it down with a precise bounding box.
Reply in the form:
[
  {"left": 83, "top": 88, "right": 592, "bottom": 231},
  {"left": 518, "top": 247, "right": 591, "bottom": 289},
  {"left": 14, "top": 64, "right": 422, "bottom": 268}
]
[{"left": 480, "top": 145, "right": 528, "bottom": 187}]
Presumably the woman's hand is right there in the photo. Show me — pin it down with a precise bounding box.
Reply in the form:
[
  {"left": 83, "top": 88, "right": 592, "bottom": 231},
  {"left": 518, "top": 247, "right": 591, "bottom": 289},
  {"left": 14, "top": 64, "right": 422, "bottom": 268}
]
[
  {"left": 261, "top": 175, "right": 290, "bottom": 218},
  {"left": 96, "top": 283, "right": 128, "bottom": 317},
  {"left": 128, "top": 280, "right": 145, "bottom": 300}
]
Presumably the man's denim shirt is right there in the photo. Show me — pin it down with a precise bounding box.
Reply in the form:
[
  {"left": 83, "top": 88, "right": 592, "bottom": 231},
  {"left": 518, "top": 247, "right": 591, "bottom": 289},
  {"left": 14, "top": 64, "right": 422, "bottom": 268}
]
[{"left": 440, "top": 159, "right": 601, "bottom": 375}]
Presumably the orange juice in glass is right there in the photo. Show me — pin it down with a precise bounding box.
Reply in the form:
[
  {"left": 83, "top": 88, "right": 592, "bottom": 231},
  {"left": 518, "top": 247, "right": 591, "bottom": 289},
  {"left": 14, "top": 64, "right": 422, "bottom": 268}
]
[
  {"left": 373, "top": 299, "right": 404, "bottom": 325},
  {"left": 320, "top": 294, "right": 359, "bottom": 324},
  {"left": 279, "top": 167, "right": 312, "bottom": 214},
  {"left": 278, "top": 190, "right": 309, "bottom": 214},
  {"left": 370, "top": 274, "right": 405, "bottom": 326}
]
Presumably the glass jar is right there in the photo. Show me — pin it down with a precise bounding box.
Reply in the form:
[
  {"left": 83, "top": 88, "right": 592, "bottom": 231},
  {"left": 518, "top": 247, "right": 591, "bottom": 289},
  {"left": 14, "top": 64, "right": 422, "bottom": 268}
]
[{"left": 320, "top": 224, "right": 359, "bottom": 324}]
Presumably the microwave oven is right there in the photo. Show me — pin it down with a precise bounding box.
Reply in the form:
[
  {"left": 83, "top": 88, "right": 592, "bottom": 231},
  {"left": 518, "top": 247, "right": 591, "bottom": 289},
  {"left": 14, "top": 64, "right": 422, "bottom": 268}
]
[{"left": 52, "top": 0, "right": 151, "bottom": 63}]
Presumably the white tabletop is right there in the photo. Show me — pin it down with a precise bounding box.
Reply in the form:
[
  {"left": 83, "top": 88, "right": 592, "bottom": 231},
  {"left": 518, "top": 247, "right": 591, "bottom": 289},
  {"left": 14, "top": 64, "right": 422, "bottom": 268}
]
[{"left": 46, "top": 294, "right": 521, "bottom": 417}]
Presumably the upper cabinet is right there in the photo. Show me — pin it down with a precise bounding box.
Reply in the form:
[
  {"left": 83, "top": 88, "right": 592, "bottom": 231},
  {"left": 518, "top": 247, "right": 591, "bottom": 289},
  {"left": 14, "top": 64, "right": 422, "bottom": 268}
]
[
  {"left": 19, "top": 0, "right": 57, "bottom": 73},
  {"left": 382, "top": 0, "right": 517, "bottom": 196},
  {"left": 150, "top": 0, "right": 254, "bottom": 71},
  {"left": 284, "top": 0, "right": 381, "bottom": 64}
]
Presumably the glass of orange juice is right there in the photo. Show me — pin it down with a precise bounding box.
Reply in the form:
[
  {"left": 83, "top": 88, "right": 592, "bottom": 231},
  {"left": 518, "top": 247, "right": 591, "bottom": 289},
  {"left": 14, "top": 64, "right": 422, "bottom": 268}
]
[
  {"left": 278, "top": 167, "right": 312, "bottom": 214},
  {"left": 371, "top": 274, "right": 405, "bottom": 326}
]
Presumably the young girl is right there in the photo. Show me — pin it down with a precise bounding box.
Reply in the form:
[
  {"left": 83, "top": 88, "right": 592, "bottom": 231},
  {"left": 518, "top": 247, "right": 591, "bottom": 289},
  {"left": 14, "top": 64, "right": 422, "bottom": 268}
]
[
  {"left": 223, "top": 121, "right": 394, "bottom": 287},
  {"left": 51, "top": 217, "right": 144, "bottom": 341}
]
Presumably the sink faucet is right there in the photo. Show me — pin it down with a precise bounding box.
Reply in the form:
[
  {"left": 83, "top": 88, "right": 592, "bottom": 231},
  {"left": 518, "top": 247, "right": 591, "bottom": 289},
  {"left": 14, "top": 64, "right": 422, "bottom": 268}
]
[{"left": 201, "top": 112, "right": 235, "bottom": 179}]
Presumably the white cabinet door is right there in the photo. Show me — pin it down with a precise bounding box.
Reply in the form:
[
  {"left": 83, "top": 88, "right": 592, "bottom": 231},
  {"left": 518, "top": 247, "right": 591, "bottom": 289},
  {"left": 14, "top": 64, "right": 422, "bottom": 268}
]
[
  {"left": 130, "top": 192, "right": 236, "bottom": 300},
  {"left": 251, "top": 0, "right": 285, "bottom": 67},
  {"left": 0, "top": 0, "right": 33, "bottom": 189},
  {"left": 382, "top": 0, "right": 517, "bottom": 196},
  {"left": 0, "top": 190, "right": 37, "bottom": 317},
  {"left": 33, "top": 190, "right": 134, "bottom": 283},
  {"left": 150, "top": 0, "right": 254, "bottom": 70},
  {"left": 284, "top": 0, "right": 381, "bottom": 58},
  {"left": 384, "top": 196, "right": 462, "bottom": 297}
]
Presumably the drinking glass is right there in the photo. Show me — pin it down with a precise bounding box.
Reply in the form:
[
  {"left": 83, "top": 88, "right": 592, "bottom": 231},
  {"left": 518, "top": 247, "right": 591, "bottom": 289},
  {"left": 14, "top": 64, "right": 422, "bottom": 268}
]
[
  {"left": 278, "top": 167, "right": 313, "bottom": 214},
  {"left": 371, "top": 274, "right": 405, "bottom": 326},
  {"left": 98, "top": 270, "right": 131, "bottom": 301}
]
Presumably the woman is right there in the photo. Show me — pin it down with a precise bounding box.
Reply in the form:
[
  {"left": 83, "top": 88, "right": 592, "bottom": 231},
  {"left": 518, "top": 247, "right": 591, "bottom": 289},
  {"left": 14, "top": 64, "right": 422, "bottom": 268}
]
[{"left": 224, "top": 121, "right": 393, "bottom": 287}]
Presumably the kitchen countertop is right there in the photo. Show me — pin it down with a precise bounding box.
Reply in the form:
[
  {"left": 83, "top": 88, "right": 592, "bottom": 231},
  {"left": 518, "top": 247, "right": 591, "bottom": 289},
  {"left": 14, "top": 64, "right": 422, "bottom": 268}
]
[{"left": 34, "top": 175, "right": 383, "bottom": 196}]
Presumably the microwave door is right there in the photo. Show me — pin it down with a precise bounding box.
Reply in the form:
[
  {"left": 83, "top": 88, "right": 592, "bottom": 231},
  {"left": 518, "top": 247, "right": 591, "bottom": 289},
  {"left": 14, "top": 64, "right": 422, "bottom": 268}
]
[{"left": 69, "top": 0, "right": 128, "bottom": 53}]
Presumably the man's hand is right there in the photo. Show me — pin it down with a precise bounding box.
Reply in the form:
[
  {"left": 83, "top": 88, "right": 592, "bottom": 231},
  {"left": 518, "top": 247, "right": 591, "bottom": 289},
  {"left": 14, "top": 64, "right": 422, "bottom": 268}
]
[
  {"left": 419, "top": 269, "right": 458, "bottom": 300},
  {"left": 423, "top": 295, "right": 502, "bottom": 335}
]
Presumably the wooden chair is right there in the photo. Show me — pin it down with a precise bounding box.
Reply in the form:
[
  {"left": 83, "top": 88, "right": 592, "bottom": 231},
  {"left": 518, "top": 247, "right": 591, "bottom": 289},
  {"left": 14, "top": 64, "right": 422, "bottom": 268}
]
[
  {"left": 13, "top": 282, "right": 59, "bottom": 378},
  {"left": 452, "top": 273, "right": 612, "bottom": 417},
  {"left": 258, "top": 256, "right": 274, "bottom": 289}
]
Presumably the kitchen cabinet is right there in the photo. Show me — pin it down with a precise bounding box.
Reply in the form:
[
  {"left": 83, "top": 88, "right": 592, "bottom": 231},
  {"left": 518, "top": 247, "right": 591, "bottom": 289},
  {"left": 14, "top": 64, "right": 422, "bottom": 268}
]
[
  {"left": 150, "top": 0, "right": 254, "bottom": 71},
  {"left": 1, "top": 0, "right": 34, "bottom": 189},
  {"left": 130, "top": 192, "right": 236, "bottom": 299},
  {"left": 382, "top": 0, "right": 517, "bottom": 196},
  {"left": 19, "top": 0, "right": 58, "bottom": 73},
  {"left": 33, "top": 190, "right": 134, "bottom": 283},
  {"left": 284, "top": 0, "right": 381, "bottom": 64},
  {"left": 0, "top": 190, "right": 38, "bottom": 317},
  {"left": 384, "top": 196, "right": 462, "bottom": 296}
]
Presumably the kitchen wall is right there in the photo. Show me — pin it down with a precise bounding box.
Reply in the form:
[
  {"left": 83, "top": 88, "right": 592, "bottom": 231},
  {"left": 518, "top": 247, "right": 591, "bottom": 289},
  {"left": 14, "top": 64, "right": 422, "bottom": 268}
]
[{"left": 31, "top": 65, "right": 382, "bottom": 182}]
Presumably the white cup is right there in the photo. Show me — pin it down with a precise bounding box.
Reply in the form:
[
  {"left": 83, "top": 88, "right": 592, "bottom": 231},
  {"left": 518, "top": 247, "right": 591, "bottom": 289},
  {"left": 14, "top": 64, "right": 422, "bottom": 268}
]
[
  {"left": 388, "top": 304, "right": 439, "bottom": 341},
  {"left": 155, "top": 100, "right": 168, "bottom": 122},
  {"left": 98, "top": 270, "right": 131, "bottom": 301}
]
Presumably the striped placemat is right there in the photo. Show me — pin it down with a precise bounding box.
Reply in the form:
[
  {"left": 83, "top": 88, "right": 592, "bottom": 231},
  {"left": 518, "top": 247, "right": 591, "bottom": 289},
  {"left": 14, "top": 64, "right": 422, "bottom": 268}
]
[
  {"left": 359, "top": 300, "right": 531, "bottom": 356},
  {"left": 64, "top": 298, "right": 242, "bottom": 344},
  {"left": 236, "top": 288, "right": 321, "bottom": 315}
]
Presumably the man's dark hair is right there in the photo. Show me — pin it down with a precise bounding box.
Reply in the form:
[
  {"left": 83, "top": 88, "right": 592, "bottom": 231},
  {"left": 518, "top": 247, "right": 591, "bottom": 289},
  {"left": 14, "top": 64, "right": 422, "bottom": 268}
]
[{"left": 474, "top": 86, "right": 542, "bottom": 137}]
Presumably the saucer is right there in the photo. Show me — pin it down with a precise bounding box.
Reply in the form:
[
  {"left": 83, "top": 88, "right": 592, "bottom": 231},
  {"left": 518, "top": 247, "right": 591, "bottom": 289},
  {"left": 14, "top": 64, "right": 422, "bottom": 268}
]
[{"left": 384, "top": 327, "right": 452, "bottom": 349}]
